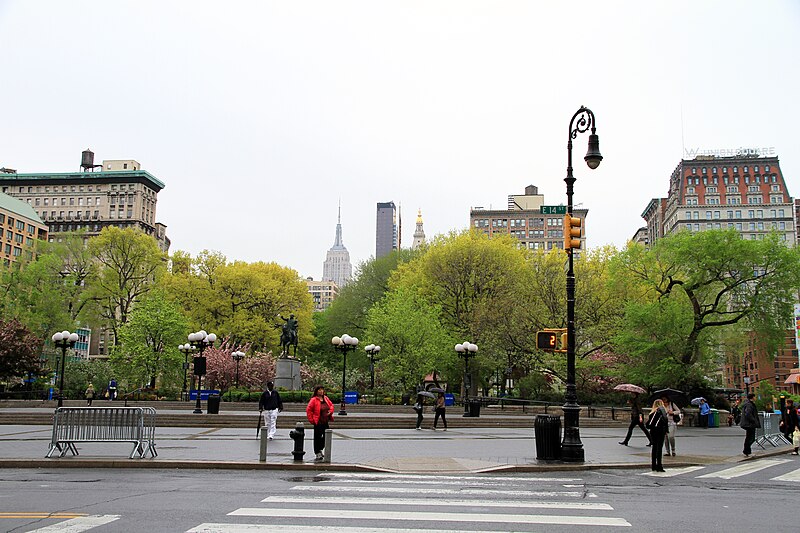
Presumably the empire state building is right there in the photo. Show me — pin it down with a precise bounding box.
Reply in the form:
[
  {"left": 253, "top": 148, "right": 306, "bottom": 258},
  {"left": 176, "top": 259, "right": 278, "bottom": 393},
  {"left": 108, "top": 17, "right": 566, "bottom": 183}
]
[{"left": 322, "top": 206, "right": 352, "bottom": 288}]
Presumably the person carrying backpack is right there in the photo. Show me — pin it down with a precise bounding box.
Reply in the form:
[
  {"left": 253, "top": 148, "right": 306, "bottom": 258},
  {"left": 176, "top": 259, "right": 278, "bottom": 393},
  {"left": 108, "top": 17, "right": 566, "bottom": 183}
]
[{"left": 646, "top": 399, "right": 669, "bottom": 472}]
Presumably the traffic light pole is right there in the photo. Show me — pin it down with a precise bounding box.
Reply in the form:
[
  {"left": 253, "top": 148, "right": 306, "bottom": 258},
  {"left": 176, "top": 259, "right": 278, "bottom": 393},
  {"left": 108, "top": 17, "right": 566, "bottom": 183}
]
[{"left": 561, "top": 106, "right": 602, "bottom": 463}]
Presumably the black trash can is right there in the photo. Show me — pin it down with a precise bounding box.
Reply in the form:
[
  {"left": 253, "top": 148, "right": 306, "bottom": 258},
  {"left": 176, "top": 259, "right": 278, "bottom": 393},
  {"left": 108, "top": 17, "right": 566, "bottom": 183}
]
[
  {"left": 469, "top": 400, "right": 481, "bottom": 417},
  {"left": 534, "top": 414, "right": 562, "bottom": 460},
  {"left": 207, "top": 393, "right": 221, "bottom": 414}
]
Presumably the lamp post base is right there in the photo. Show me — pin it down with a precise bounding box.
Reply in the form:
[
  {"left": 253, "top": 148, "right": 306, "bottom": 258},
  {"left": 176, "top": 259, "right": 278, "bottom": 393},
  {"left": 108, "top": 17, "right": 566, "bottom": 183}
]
[
  {"left": 561, "top": 403, "right": 585, "bottom": 462},
  {"left": 339, "top": 404, "right": 348, "bottom": 416}
]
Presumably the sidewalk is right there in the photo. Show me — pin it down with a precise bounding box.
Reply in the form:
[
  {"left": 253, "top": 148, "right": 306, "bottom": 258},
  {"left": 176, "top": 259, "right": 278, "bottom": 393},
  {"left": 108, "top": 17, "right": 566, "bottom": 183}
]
[{"left": 0, "top": 423, "right": 791, "bottom": 473}]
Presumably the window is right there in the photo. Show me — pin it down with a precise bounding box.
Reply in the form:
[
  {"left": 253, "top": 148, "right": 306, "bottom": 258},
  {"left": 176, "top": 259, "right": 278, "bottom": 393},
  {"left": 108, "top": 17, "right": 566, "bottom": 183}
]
[
  {"left": 687, "top": 186, "right": 695, "bottom": 194},
  {"left": 35, "top": 198, "right": 40, "bottom": 206},
  {"left": 14, "top": 233, "right": 23, "bottom": 243},
  {"left": 27, "top": 224, "right": 34, "bottom": 233},
  {"left": 754, "top": 166, "right": 759, "bottom": 172},
  {"left": 712, "top": 167, "right": 717, "bottom": 174},
  {"left": 779, "top": 209, "right": 785, "bottom": 217},
  {"left": 15, "top": 220, "right": 24, "bottom": 230},
  {"left": 735, "top": 222, "right": 742, "bottom": 231},
  {"left": 691, "top": 168, "right": 697, "bottom": 175},
  {"left": 748, "top": 196, "right": 762, "bottom": 204},
  {"left": 723, "top": 167, "right": 728, "bottom": 173},
  {"left": 707, "top": 186, "right": 717, "bottom": 193},
  {"left": 702, "top": 167, "right": 707, "bottom": 174},
  {"left": 733, "top": 166, "right": 738, "bottom": 173},
  {"left": 705, "top": 211, "right": 712, "bottom": 220},
  {"left": 765, "top": 165, "right": 770, "bottom": 172},
  {"left": 727, "top": 211, "right": 733, "bottom": 219},
  {"left": 743, "top": 166, "right": 749, "bottom": 173}
]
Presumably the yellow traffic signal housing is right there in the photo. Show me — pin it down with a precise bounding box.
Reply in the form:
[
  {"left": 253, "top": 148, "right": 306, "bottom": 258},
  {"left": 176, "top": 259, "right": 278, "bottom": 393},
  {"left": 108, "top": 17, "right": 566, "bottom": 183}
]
[
  {"left": 564, "top": 215, "right": 582, "bottom": 250},
  {"left": 536, "top": 329, "right": 567, "bottom": 352}
]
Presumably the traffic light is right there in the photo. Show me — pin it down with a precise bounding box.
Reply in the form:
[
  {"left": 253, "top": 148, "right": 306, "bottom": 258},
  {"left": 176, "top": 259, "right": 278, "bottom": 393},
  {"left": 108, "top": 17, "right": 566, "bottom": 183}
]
[
  {"left": 536, "top": 329, "right": 567, "bottom": 352},
  {"left": 537, "top": 331, "right": 558, "bottom": 351},
  {"left": 564, "top": 215, "right": 582, "bottom": 250}
]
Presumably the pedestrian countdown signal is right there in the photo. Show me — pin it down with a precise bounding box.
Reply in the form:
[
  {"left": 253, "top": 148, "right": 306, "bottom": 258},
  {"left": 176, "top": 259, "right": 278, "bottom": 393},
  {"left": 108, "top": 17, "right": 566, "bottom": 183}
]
[{"left": 536, "top": 329, "right": 567, "bottom": 352}]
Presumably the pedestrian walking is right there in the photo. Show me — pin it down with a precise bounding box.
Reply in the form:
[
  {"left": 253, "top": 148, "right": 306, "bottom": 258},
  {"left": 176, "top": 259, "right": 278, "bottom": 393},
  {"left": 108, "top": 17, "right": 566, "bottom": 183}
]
[
  {"left": 662, "top": 395, "right": 682, "bottom": 457},
  {"left": 108, "top": 378, "right": 117, "bottom": 401},
  {"left": 258, "top": 381, "right": 283, "bottom": 440},
  {"left": 740, "top": 393, "right": 760, "bottom": 457},
  {"left": 413, "top": 394, "right": 424, "bottom": 430},
  {"left": 792, "top": 426, "right": 800, "bottom": 456},
  {"left": 306, "top": 386, "right": 334, "bottom": 461},
  {"left": 84, "top": 383, "right": 96, "bottom": 406},
  {"left": 731, "top": 398, "right": 742, "bottom": 426},
  {"left": 779, "top": 398, "right": 798, "bottom": 442},
  {"left": 432, "top": 392, "right": 447, "bottom": 431},
  {"left": 645, "top": 399, "right": 669, "bottom": 472},
  {"left": 698, "top": 398, "right": 710, "bottom": 428},
  {"left": 618, "top": 394, "right": 652, "bottom": 447}
]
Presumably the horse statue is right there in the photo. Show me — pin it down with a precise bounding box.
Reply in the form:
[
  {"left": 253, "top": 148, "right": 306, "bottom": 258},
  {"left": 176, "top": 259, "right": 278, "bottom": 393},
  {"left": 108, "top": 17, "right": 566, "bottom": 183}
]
[{"left": 278, "top": 315, "right": 298, "bottom": 357}]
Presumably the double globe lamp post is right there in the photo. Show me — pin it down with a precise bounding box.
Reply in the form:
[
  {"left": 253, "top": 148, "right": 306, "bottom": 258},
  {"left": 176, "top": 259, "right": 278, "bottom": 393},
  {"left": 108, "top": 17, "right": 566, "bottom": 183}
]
[
  {"left": 562, "top": 105, "right": 603, "bottom": 462},
  {"left": 331, "top": 334, "right": 358, "bottom": 415},
  {"left": 364, "top": 344, "right": 381, "bottom": 404},
  {"left": 454, "top": 341, "right": 478, "bottom": 416},
  {"left": 178, "top": 343, "right": 197, "bottom": 402},
  {"left": 52, "top": 330, "right": 79, "bottom": 407},
  {"left": 185, "top": 330, "right": 216, "bottom": 414}
]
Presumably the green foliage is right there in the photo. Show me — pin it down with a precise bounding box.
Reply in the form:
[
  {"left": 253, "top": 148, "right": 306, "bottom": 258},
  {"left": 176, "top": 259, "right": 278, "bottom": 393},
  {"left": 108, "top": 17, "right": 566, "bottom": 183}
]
[{"left": 111, "top": 289, "right": 189, "bottom": 389}]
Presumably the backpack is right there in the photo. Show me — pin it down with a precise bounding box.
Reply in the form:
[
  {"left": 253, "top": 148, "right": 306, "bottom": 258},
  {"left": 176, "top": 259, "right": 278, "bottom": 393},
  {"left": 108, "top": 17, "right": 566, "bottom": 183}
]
[{"left": 646, "top": 409, "right": 667, "bottom": 432}]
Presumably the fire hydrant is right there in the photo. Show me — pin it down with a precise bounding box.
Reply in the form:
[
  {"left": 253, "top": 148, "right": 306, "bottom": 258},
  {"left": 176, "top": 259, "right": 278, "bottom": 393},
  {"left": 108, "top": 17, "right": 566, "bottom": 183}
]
[{"left": 289, "top": 422, "right": 306, "bottom": 461}]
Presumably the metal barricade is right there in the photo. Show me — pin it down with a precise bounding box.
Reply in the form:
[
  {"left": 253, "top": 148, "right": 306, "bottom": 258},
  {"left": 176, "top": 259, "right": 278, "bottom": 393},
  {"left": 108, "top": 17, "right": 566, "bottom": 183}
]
[
  {"left": 46, "top": 407, "right": 157, "bottom": 459},
  {"left": 755, "top": 412, "right": 792, "bottom": 449}
]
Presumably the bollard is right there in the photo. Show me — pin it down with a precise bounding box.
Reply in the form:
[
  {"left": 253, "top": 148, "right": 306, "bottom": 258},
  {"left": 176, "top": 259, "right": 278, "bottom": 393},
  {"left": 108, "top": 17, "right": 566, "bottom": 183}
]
[
  {"left": 323, "top": 428, "right": 332, "bottom": 463},
  {"left": 259, "top": 426, "right": 268, "bottom": 462},
  {"left": 289, "top": 422, "right": 306, "bottom": 461}
]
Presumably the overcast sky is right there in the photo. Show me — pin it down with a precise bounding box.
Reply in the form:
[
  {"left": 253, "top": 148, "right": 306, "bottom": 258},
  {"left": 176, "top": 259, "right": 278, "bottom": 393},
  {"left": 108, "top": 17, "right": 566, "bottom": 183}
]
[{"left": 2, "top": 1, "right": 799, "bottom": 279}]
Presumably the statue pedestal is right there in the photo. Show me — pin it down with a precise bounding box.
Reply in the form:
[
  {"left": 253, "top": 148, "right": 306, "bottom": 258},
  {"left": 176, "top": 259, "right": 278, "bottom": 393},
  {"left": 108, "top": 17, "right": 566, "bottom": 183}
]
[{"left": 275, "top": 357, "right": 302, "bottom": 391}]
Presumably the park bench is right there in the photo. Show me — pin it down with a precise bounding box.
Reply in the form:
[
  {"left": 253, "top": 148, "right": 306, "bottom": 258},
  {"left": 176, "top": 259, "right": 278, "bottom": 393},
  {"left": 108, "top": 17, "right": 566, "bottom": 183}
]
[{"left": 46, "top": 407, "right": 157, "bottom": 459}]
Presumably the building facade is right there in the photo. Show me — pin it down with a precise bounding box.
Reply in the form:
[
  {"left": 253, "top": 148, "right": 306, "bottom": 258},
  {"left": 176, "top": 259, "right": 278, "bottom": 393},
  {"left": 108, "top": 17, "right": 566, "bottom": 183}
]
[
  {"left": 642, "top": 155, "right": 795, "bottom": 246},
  {"left": 376, "top": 201, "right": 397, "bottom": 258},
  {"left": 0, "top": 151, "right": 170, "bottom": 252},
  {"left": 322, "top": 206, "right": 352, "bottom": 288},
  {"left": 411, "top": 208, "right": 426, "bottom": 249},
  {"left": 469, "top": 185, "right": 589, "bottom": 252},
  {"left": 0, "top": 191, "right": 49, "bottom": 267},
  {"left": 306, "top": 278, "right": 339, "bottom": 312}
]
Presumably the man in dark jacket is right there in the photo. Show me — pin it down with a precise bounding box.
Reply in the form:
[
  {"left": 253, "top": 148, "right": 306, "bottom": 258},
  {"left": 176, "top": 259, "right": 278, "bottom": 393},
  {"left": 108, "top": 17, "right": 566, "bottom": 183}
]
[
  {"left": 780, "top": 398, "right": 798, "bottom": 441},
  {"left": 619, "top": 394, "right": 652, "bottom": 447},
  {"left": 740, "top": 393, "right": 761, "bottom": 457},
  {"left": 258, "top": 381, "right": 283, "bottom": 440}
]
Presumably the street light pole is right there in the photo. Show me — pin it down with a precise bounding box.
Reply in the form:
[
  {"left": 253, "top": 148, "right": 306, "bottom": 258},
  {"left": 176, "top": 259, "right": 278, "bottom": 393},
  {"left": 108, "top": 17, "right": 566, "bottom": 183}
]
[
  {"left": 187, "top": 330, "right": 217, "bottom": 414},
  {"left": 52, "top": 330, "right": 79, "bottom": 408},
  {"left": 178, "top": 343, "right": 196, "bottom": 402},
  {"left": 455, "top": 341, "right": 478, "bottom": 416},
  {"left": 562, "top": 105, "right": 603, "bottom": 462},
  {"left": 365, "top": 344, "right": 381, "bottom": 405},
  {"left": 231, "top": 350, "right": 245, "bottom": 402},
  {"left": 505, "top": 348, "right": 514, "bottom": 397},
  {"left": 331, "top": 334, "right": 359, "bottom": 415}
]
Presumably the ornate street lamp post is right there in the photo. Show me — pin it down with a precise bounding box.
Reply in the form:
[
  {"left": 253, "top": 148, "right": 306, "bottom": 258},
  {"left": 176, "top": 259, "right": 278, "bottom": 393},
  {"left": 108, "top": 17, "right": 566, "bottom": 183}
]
[
  {"left": 505, "top": 348, "right": 514, "bottom": 397},
  {"left": 562, "top": 105, "right": 603, "bottom": 462},
  {"left": 231, "top": 350, "right": 245, "bottom": 402},
  {"left": 52, "top": 330, "right": 79, "bottom": 407},
  {"left": 365, "top": 344, "right": 381, "bottom": 404},
  {"left": 331, "top": 334, "right": 359, "bottom": 415},
  {"left": 187, "top": 330, "right": 217, "bottom": 414},
  {"left": 455, "top": 341, "right": 478, "bottom": 416},
  {"left": 178, "top": 343, "right": 197, "bottom": 402}
]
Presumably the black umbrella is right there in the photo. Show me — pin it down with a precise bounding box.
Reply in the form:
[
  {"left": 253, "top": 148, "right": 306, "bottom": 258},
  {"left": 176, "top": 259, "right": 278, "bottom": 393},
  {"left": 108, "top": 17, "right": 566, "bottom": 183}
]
[
  {"left": 648, "top": 388, "right": 688, "bottom": 406},
  {"left": 428, "top": 387, "right": 446, "bottom": 393}
]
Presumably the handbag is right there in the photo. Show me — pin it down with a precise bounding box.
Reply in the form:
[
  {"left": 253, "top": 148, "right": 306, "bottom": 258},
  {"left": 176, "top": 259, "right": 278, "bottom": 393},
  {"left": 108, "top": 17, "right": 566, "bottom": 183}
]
[{"left": 673, "top": 414, "right": 681, "bottom": 423}]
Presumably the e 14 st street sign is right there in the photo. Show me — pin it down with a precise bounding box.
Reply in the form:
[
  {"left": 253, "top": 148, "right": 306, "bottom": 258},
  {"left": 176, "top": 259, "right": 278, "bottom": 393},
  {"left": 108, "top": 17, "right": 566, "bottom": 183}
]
[{"left": 540, "top": 205, "right": 567, "bottom": 215}]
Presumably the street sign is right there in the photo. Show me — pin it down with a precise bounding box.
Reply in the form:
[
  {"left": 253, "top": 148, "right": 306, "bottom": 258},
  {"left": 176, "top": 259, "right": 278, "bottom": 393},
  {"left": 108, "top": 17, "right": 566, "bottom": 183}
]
[{"left": 540, "top": 205, "right": 567, "bottom": 215}]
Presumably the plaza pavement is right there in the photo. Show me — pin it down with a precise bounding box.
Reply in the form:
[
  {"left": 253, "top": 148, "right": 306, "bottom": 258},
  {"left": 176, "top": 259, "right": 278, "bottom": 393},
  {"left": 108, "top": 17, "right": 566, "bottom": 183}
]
[{"left": 0, "top": 418, "right": 792, "bottom": 473}]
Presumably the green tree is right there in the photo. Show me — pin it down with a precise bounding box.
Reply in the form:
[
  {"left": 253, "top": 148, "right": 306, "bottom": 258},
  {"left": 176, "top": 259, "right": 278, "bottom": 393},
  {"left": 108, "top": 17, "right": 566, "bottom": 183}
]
[
  {"left": 612, "top": 229, "right": 800, "bottom": 389},
  {"left": 85, "top": 227, "right": 166, "bottom": 343},
  {"left": 111, "top": 289, "right": 188, "bottom": 389}
]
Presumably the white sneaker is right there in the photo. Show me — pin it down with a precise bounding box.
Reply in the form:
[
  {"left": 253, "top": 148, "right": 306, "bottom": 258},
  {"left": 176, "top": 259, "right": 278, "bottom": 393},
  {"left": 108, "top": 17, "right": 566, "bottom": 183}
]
[
  {"left": 314, "top": 453, "right": 323, "bottom": 461},
  {"left": 415, "top": 427, "right": 421, "bottom": 430}
]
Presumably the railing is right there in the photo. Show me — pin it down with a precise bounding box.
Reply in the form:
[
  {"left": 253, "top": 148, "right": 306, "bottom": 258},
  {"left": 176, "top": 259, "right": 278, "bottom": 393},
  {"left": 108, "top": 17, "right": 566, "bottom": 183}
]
[
  {"left": 475, "top": 396, "right": 626, "bottom": 420},
  {"left": 755, "top": 412, "right": 792, "bottom": 448},
  {"left": 46, "top": 406, "right": 157, "bottom": 459}
]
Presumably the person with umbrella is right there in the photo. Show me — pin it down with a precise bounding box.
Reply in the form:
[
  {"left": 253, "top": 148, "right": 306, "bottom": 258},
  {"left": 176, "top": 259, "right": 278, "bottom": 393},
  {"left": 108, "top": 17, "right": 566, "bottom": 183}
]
[
  {"left": 662, "top": 394, "right": 682, "bottom": 457},
  {"left": 698, "top": 398, "right": 710, "bottom": 428},
  {"left": 414, "top": 392, "right": 434, "bottom": 430},
  {"left": 617, "top": 388, "right": 652, "bottom": 447}
]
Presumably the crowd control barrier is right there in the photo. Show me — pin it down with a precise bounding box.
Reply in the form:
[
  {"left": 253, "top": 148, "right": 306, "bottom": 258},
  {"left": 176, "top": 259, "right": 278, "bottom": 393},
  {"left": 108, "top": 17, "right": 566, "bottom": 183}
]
[
  {"left": 46, "top": 407, "right": 157, "bottom": 459},
  {"left": 755, "top": 412, "right": 792, "bottom": 449}
]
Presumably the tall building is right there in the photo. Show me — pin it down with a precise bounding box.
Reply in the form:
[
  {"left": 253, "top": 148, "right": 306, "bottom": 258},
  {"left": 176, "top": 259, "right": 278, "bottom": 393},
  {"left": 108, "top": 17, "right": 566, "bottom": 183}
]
[
  {"left": 0, "top": 150, "right": 171, "bottom": 252},
  {"left": 376, "top": 201, "right": 397, "bottom": 258},
  {"left": 0, "top": 191, "right": 49, "bottom": 267},
  {"left": 322, "top": 205, "right": 352, "bottom": 288},
  {"left": 469, "top": 185, "right": 589, "bottom": 252},
  {"left": 641, "top": 154, "right": 795, "bottom": 246},
  {"left": 411, "top": 208, "right": 426, "bottom": 249}
]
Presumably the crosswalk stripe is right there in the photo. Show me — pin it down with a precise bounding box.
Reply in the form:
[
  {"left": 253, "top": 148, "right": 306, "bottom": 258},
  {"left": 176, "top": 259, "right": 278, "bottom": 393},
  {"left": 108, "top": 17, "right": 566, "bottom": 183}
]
[
  {"left": 25, "top": 515, "right": 120, "bottom": 532},
  {"left": 321, "top": 472, "right": 582, "bottom": 483},
  {"left": 696, "top": 458, "right": 791, "bottom": 479},
  {"left": 292, "top": 485, "right": 598, "bottom": 498},
  {"left": 228, "top": 508, "right": 632, "bottom": 527},
  {"left": 771, "top": 467, "right": 800, "bottom": 482},
  {"left": 640, "top": 466, "right": 706, "bottom": 477},
  {"left": 189, "top": 525, "right": 588, "bottom": 533},
  {"left": 314, "top": 477, "right": 570, "bottom": 488},
  {"left": 261, "top": 495, "right": 613, "bottom": 510}
]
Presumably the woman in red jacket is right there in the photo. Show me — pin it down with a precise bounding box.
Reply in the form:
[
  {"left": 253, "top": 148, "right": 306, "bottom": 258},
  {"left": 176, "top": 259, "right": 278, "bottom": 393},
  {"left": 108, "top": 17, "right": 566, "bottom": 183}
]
[{"left": 306, "top": 386, "right": 334, "bottom": 461}]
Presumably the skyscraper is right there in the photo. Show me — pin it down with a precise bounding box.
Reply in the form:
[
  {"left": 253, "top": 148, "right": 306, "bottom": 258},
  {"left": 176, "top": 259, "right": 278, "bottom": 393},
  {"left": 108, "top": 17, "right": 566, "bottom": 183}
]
[
  {"left": 412, "top": 208, "right": 426, "bottom": 249},
  {"left": 322, "top": 204, "right": 352, "bottom": 287},
  {"left": 376, "top": 201, "right": 397, "bottom": 258}
]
